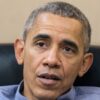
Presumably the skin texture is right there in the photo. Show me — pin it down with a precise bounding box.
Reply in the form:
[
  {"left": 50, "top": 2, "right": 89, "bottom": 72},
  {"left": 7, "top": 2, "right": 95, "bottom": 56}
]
[{"left": 14, "top": 13, "right": 93, "bottom": 100}]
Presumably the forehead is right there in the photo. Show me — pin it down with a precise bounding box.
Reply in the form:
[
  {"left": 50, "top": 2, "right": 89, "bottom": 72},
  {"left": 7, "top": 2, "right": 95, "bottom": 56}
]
[
  {"left": 33, "top": 12, "right": 83, "bottom": 35},
  {"left": 27, "top": 13, "right": 83, "bottom": 44},
  {"left": 27, "top": 13, "right": 83, "bottom": 43}
]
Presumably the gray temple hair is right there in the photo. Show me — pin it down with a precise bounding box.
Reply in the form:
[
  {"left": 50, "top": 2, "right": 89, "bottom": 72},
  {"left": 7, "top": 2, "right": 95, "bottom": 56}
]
[{"left": 22, "top": 1, "right": 91, "bottom": 52}]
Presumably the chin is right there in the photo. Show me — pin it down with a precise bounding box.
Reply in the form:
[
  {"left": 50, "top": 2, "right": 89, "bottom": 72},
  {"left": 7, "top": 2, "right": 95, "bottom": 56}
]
[{"left": 34, "top": 89, "right": 59, "bottom": 100}]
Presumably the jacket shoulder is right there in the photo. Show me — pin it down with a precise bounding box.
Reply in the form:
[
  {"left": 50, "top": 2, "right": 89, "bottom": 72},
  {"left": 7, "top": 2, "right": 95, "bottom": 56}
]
[
  {"left": 0, "top": 85, "right": 18, "bottom": 100},
  {"left": 75, "top": 86, "right": 100, "bottom": 100}
]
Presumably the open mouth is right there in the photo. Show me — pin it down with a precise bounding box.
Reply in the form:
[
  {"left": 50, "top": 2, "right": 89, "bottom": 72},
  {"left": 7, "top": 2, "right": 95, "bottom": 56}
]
[{"left": 38, "top": 73, "right": 61, "bottom": 81}]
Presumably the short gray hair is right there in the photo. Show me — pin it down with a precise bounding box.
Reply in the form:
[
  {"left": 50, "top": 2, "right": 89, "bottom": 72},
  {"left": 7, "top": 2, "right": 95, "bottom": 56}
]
[{"left": 22, "top": 1, "right": 91, "bottom": 52}]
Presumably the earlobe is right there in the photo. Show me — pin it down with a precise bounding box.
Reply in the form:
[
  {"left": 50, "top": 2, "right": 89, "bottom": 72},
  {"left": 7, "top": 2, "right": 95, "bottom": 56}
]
[
  {"left": 14, "top": 39, "right": 24, "bottom": 65},
  {"left": 78, "top": 53, "right": 93, "bottom": 77}
]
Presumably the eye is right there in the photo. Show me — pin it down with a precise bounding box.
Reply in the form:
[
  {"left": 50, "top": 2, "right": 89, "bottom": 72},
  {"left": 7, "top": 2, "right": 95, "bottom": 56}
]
[
  {"left": 34, "top": 40, "right": 49, "bottom": 50},
  {"left": 62, "top": 46, "right": 75, "bottom": 55},
  {"left": 36, "top": 41, "right": 46, "bottom": 47}
]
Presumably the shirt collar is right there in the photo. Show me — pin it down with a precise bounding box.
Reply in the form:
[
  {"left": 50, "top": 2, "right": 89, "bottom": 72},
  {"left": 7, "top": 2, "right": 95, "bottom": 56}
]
[
  {"left": 15, "top": 81, "right": 27, "bottom": 100},
  {"left": 58, "top": 86, "right": 76, "bottom": 100},
  {"left": 15, "top": 81, "right": 76, "bottom": 100}
]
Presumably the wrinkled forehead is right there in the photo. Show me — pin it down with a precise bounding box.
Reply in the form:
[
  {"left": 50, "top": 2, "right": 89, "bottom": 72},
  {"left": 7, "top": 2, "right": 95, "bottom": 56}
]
[{"left": 32, "top": 12, "right": 83, "bottom": 35}]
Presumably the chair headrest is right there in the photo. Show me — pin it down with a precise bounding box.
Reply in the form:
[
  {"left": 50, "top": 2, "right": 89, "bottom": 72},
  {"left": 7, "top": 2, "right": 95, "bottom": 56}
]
[{"left": 0, "top": 44, "right": 23, "bottom": 85}]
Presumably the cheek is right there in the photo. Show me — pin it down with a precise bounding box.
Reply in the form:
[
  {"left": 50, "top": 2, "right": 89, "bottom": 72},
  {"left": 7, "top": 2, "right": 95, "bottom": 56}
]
[
  {"left": 63, "top": 54, "right": 84, "bottom": 72},
  {"left": 23, "top": 49, "right": 37, "bottom": 80},
  {"left": 64, "top": 60, "right": 83, "bottom": 74},
  {"left": 23, "top": 48, "right": 45, "bottom": 77}
]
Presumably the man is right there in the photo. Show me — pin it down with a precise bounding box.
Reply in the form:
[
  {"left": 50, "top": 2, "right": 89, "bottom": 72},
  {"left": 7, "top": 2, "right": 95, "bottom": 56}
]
[{"left": 0, "top": 1, "right": 100, "bottom": 100}]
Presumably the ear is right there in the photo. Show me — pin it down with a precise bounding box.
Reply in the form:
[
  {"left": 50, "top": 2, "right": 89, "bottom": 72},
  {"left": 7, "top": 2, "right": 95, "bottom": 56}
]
[
  {"left": 78, "top": 53, "right": 93, "bottom": 77},
  {"left": 14, "top": 39, "right": 24, "bottom": 65}
]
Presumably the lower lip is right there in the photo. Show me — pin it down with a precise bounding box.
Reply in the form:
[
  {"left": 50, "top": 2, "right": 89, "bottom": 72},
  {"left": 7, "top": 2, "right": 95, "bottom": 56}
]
[{"left": 37, "top": 77, "right": 59, "bottom": 86}]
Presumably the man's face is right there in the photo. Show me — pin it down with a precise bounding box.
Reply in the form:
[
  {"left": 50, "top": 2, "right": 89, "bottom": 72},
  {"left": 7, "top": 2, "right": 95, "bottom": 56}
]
[{"left": 15, "top": 13, "right": 93, "bottom": 100}]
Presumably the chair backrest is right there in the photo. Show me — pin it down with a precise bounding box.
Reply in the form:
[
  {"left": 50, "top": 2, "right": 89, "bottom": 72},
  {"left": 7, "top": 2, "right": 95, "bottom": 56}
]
[
  {"left": 0, "top": 43, "right": 100, "bottom": 86},
  {"left": 0, "top": 44, "right": 23, "bottom": 85}
]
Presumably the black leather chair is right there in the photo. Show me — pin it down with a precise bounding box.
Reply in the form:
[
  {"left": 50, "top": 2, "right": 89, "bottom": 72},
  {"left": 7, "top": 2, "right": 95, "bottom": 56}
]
[
  {"left": 0, "top": 44, "right": 23, "bottom": 86},
  {"left": 0, "top": 44, "right": 100, "bottom": 87}
]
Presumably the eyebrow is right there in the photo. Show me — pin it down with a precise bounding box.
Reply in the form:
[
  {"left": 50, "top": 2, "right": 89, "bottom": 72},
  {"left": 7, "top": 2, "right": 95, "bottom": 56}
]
[
  {"left": 32, "top": 34, "right": 51, "bottom": 40},
  {"left": 32, "top": 33, "right": 79, "bottom": 52},
  {"left": 62, "top": 39, "right": 79, "bottom": 52}
]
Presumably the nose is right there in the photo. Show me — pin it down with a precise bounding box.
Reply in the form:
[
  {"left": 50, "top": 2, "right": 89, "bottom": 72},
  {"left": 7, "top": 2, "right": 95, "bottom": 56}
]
[{"left": 43, "top": 48, "right": 61, "bottom": 68}]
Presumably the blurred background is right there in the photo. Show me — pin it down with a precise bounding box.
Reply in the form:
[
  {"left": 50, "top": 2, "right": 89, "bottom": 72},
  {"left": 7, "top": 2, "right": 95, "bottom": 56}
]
[{"left": 0, "top": 0, "right": 100, "bottom": 45}]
